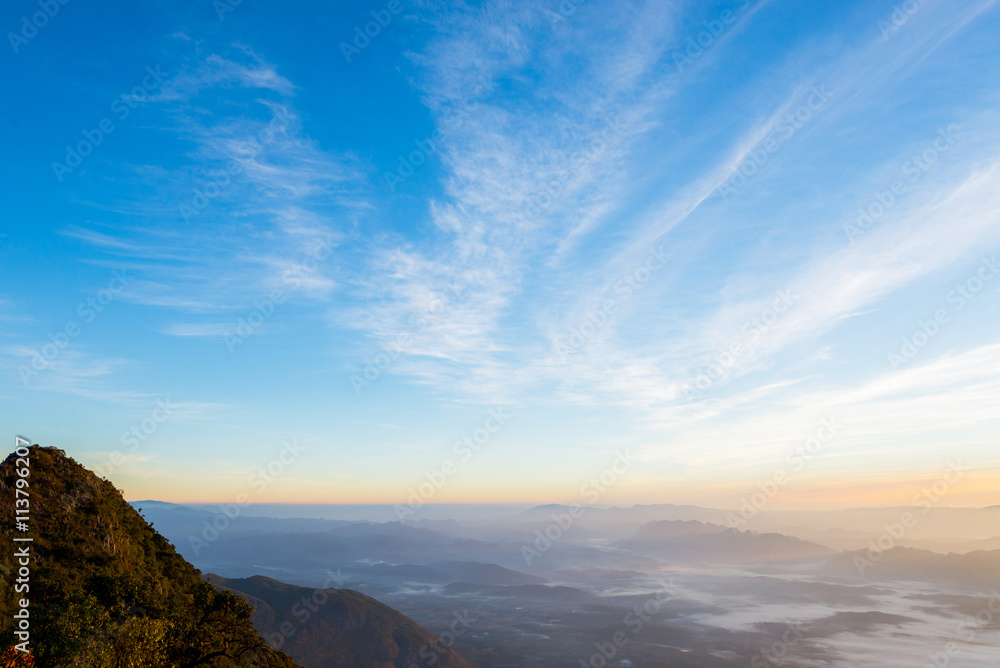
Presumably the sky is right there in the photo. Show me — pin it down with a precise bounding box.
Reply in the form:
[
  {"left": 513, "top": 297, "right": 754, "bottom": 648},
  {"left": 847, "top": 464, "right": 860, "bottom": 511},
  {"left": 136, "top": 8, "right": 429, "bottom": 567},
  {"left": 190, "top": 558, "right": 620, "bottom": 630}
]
[{"left": 1, "top": 0, "right": 999, "bottom": 511}]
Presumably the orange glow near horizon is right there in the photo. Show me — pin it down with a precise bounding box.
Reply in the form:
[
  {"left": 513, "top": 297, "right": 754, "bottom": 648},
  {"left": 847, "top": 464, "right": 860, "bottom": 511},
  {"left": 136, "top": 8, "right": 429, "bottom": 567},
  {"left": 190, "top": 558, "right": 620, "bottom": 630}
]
[{"left": 117, "top": 468, "right": 1000, "bottom": 511}]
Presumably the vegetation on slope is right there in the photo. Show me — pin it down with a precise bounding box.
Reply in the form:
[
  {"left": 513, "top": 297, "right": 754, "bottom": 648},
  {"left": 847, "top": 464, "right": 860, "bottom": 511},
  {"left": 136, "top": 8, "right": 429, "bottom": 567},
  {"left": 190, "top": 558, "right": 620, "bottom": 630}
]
[{"left": 0, "top": 445, "right": 299, "bottom": 667}]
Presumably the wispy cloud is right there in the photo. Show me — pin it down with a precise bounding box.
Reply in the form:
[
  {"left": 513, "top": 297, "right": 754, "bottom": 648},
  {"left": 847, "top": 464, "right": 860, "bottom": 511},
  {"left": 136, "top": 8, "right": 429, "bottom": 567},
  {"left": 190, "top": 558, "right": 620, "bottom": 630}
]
[
  {"left": 647, "top": 342, "right": 1000, "bottom": 474},
  {"left": 66, "top": 43, "right": 361, "bottom": 319},
  {"left": 10, "top": 0, "right": 999, "bottom": 504},
  {"left": 341, "top": 0, "right": 1000, "bottom": 421},
  {"left": 158, "top": 323, "right": 235, "bottom": 337}
]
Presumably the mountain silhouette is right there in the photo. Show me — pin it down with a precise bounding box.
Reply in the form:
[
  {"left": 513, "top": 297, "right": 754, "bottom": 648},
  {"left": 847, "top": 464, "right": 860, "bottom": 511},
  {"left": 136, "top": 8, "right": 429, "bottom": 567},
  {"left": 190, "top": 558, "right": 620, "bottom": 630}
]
[
  {"left": 618, "top": 519, "right": 834, "bottom": 562},
  {"left": 829, "top": 545, "right": 1000, "bottom": 587}
]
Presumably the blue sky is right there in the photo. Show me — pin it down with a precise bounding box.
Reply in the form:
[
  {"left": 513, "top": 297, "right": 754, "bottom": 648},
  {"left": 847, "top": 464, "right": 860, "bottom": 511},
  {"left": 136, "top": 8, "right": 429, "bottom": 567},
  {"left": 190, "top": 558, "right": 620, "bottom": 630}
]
[{"left": 2, "top": 0, "right": 999, "bottom": 510}]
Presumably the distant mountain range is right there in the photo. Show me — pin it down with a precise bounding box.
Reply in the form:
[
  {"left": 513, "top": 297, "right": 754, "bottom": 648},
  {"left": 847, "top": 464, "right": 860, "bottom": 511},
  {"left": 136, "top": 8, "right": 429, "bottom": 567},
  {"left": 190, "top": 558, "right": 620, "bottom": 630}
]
[
  {"left": 345, "top": 560, "right": 545, "bottom": 586},
  {"left": 617, "top": 519, "right": 834, "bottom": 562},
  {"left": 136, "top": 499, "right": 1000, "bottom": 579},
  {"left": 512, "top": 503, "right": 1000, "bottom": 553},
  {"left": 134, "top": 500, "right": 537, "bottom": 580},
  {"left": 829, "top": 546, "right": 1000, "bottom": 588}
]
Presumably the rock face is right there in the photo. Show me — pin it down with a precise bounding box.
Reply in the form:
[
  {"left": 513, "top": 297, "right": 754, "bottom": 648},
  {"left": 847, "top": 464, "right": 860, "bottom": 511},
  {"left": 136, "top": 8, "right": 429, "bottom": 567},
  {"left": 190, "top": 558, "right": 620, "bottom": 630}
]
[{"left": 209, "top": 574, "right": 477, "bottom": 668}]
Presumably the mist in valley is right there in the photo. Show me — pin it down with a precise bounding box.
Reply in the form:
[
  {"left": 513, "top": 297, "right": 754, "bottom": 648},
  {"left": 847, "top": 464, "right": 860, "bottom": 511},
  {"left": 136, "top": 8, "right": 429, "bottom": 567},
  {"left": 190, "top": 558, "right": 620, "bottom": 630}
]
[{"left": 137, "top": 500, "right": 1000, "bottom": 667}]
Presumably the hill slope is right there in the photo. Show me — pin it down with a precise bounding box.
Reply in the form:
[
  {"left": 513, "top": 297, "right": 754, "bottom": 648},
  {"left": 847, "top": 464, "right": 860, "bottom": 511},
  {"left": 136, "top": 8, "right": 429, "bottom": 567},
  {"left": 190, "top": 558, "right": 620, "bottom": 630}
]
[
  {"left": 618, "top": 520, "right": 834, "bottom": 562},
  {"left": 209, "top": 575, "right": 476, "bottom": 668},
  {"left": 0, "top": 445, "right": 301, "bottom": 666},
  {"left": 829, "top": 546, "right": 1000, "bottom": 587}
]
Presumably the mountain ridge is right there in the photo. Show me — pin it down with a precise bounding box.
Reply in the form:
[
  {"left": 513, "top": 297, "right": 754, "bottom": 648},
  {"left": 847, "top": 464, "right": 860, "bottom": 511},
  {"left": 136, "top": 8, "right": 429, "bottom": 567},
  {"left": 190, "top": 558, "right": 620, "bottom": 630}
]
[
  {"left": 618, "top": 520, "right": 834, "bottom": 562},
  {"left": 829, "top": 546, "right": 1000, "bottom": 588}
]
